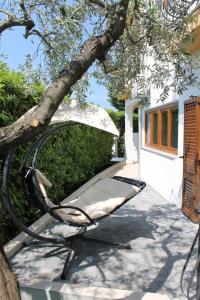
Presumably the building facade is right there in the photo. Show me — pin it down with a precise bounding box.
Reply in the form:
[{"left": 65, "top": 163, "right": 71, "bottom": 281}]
[{"left": 124, "top": 7, "right": 200, "bottom": 223}]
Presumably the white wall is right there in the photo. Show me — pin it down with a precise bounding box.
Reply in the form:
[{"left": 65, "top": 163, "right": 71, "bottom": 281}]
[
  {"left": 133, "top": 133, "right": 139, "bottom": 162},
  {"left": 140, "top": 146, "right": 183, "bottom": 207},
  {"left": 125, "top": 99, "right": 139, "bottom": 162},
  {"left": 139, "top": 62, "right": 200, "bottom": 207}
]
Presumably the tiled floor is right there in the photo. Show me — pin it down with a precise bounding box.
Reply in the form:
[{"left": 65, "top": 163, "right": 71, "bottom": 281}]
[
  {"left": 110, "top": 162, "right": 139, "bottom": 179},
  {"left": 11, "top": 175, "right": 198, "bottom": 299}
]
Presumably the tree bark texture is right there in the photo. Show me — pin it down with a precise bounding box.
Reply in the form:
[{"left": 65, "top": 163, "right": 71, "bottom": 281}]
[
  {"left": 0, "top": 0, "right": 130, "bottom": 153},
  {"left": 0, "top": 193, "right": 20, "bottom": 300},
  {"left": 0, "top": 246, "right": 21, "bottom": 300}
]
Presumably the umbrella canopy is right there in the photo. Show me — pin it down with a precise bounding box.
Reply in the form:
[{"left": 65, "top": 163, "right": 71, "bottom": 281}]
[
  {"left": 17, "top": 100, "right": 119, "bottom": 136},
  {"left": 51, "top": 100, "right": 119, "bottom": 136}
]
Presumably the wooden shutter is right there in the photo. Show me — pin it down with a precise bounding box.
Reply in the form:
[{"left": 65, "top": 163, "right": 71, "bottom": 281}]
[{"left": 182, "top": 97, "right": 200, "bottom": 223}]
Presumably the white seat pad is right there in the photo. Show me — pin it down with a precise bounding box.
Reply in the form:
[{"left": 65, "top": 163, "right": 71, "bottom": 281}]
[
  {"left": 35, "top": 170, "right": 140, "bottom": 225},
  {"left": 57, "top": 177, "right": 139, "bottom": 225}
]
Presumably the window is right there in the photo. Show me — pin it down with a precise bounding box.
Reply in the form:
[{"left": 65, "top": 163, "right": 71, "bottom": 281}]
[
  {"left": 161, "top": 111, "right": 168, "bottom": 146},
  {"left": 145, "top": 104, "right": 178, "bottom": 154},
  {"left": 153, "top": 112, "right": 158, "bottom": 144},
  {"left": 171, "top": 107, "right": 178, "bottom": 148}
]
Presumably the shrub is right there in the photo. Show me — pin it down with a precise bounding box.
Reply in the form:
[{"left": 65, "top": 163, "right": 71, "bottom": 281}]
[
  {"left": 37, "top": 124, "right": 114, "bottom": 202},
  {"left": 0, "top": 62, "right": 44, "bottom": 126},
  {"left": 107, "top": 109, "right": 138, "bottom": 157},
  {"left": 107, "top": 110, "right": 125, "bottom": 157}
]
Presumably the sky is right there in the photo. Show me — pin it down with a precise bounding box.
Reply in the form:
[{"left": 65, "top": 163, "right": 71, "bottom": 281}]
[{"left": 0, "top": 27, "right": 113, "bottom": 109}]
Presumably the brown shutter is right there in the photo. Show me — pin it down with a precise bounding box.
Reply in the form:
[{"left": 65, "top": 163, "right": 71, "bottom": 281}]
[{"left": 182, "top": 97, "right": 200, "bottom": 223}]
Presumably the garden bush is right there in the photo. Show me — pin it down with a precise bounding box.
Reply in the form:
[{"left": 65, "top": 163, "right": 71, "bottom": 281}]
[{"left": 107, "top": 109, "right": 138, "bottom": 157}]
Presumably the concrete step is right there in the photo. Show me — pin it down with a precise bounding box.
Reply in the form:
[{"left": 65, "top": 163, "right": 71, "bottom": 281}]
[{"left": 20, "top": 281, "right": 170, "bottom": 300}]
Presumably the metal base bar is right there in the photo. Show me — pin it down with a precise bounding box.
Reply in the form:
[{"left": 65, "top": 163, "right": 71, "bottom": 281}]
[
  {"left": 24, "top": 241, "right": 65, "bottom": 247},
  {"left": 61, "top": 248, "right": 74, "bottom": 280},
  {"left": 43, "top": 246, "right": 67, "bottom": 258},
  {"left": 82, "top": 236, "right": 131, "bottom": 249},
  {"left": 59, "top": 233, "right": 132, "bottom": 279},
  {"left": 23, "top": 229, "right": 131, "bottom": 280}
]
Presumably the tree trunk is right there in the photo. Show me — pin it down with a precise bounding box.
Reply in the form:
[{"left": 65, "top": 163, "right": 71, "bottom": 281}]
[
  {"left": 0, "top": 246, "right": 20, "bottom": 300},
  {"left": 0, "top": 0, "right": 129, "bottom": 153},
  {"left": 0, "top": 195, "right": 20, "bottom": 300}
]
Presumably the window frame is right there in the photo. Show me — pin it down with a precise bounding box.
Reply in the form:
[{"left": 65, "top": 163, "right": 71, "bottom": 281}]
[{"left": 145, "top": 103, "right": 178, "bottom": 154}]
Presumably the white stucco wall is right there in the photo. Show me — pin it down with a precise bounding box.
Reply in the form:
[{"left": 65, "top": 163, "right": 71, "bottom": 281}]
[
  {"left": 125, "top": 99, "right": 139, "bottom": 162},
  {"left": 139, "top": 60, "right": 200, "bottom": 207},
  {"left": 133, "top": 133, "right": 139, "bottom": 161},
  {"left": 140, "top": 147, "right": 183, "bottom": 206}
]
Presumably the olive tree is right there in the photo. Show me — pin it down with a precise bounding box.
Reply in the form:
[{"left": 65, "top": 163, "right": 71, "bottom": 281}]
[{"left": 0, "top": 1, "right": 199, "bottom": 299}]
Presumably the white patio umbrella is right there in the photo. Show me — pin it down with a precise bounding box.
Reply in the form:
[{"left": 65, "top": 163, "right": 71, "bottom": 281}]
[
  {"left": 51, "top": 100, "right": 119, "bottom": 136},
  {"left": 17, "top": 100, "right": 119, "bottom": 136}
]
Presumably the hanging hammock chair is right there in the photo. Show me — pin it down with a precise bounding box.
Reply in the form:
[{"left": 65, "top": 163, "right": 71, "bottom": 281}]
[{"left": 2, "top": 121, "right": 146, "bottom": 279}]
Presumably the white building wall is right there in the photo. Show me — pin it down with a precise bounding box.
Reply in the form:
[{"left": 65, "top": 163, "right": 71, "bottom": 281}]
[
  {"left": 125, "top": 99, "right": 139, "bottom": 162},
  {"left": 140, "top": 146, "right": 183, "bottom": 206},
  {"left": 139, "top": 64, "right": 200, "bottom": 207},
  {"left": 133, "top": 133, "right": 139, "bottom": 161}
]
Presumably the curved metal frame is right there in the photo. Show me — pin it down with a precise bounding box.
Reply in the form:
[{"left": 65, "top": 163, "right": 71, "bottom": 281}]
[
  {"left": 2, "top": 121, "right": 80, "bottom": 244},
  {"left": 20, "top": 121, "right": 87, "bottom": 224},
  {"left": 2, "top": 148, "right": 65, "bottom": 244},
  {"left": 2, "top": 119, "right": 147, "bottom": 238},
  {"left": 2, "top": 121, "right": 146, "bottom": 279}
]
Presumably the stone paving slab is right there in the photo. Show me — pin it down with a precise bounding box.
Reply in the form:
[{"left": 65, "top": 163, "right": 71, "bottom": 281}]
[
  {"left": 20, "top": 281, "right": 170, "bottom": 300},
  {"left": 11, "top": 182, "right": 199, "bottom": 300}
]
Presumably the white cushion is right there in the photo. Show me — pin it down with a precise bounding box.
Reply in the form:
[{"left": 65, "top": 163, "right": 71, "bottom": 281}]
[
  {"left": 59, "top": 177, "right": 139, "bottom": 224},
  {"left": 35, "top": 169, "right": 52, "bottom": 187},
  {"left": 35, "top": 169, "right": 55, "bottom": 208},
  {"left": 93, "top": 178, "right": 138, "bottom": 199},
  {"left": 34, "top": 170, "right": 139, "bottom": 225}
]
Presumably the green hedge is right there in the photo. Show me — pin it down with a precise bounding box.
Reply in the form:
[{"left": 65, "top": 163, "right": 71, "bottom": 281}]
[
  {"left": 106, "top": 110, "right": 125, "bottom": 157},
  {"left": 0, "top": 61, "right": 44, "bottom": 244},
  {"left": 107, "top": 109, "right": 138, "bottom": 157},
  {"left": 37, "top": 124, "right": 114, "bottom": 202},
  {"left": 0, "top": 62, "right": 44, "bottom": 126},
  {"left": 0, "top": 62, "right": 114, "bottom": 244}
]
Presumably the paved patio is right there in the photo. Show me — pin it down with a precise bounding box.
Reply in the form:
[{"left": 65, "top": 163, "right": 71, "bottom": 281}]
[{"left": 10, "top": 163, "right": 198, "bottom": 299}]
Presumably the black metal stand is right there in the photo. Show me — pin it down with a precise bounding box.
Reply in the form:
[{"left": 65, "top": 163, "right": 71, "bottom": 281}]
[
  {"left": 180, "top": 216, "right": 200, "bottom": 299},
  {"left": 24, "top": 227, "right": 131, "bottom": 280},
  {"left": 60, "top": 234, "right": 131, "bottom": 280}
]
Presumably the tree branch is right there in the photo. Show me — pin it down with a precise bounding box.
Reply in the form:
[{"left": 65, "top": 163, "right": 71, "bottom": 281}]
[
  {"left": 87, "top": 0, "right": 106, "bottom": 9},
  {"left": 25, "top": 29, "right": 53, "bottom": 49},
  {"left": 19, "top": 0, "right": 29, "bottom": 19},
  {"left": 101, "top": 60, "right": 119, "bottom": 74},
  {"left": 0, "top": 0, "right": 130, "bottom": 153},
  {"left": 127, "top": 30, "right": 146, "bottom": 45},
  {"left": 0, "top": 1, "right": 34, "bottom": 35},
  {"left": 0, "top": 18, "right": 35, "bottom": 34},
  {"left": 0, "top": 9, "right": 15, "bottom": 19}
]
